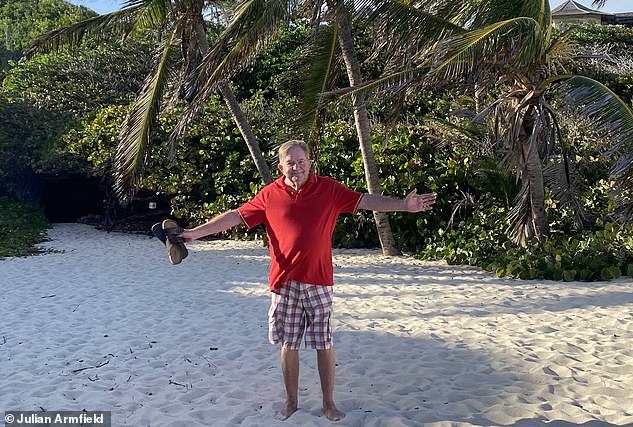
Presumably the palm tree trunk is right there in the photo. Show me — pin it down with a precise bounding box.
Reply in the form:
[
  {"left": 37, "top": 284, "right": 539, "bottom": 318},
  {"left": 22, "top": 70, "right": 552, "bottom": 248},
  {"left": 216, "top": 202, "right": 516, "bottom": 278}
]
[
  {"left": 334, "top": 8, "right": 401, "bottom": 256},
  {"left": 218, "top": 83, "right": 273, "bottom": 184},
  {"left": 523, "top": 139, "right": 548, "bottom": 238},
  {"left": 193, "top": 13, "right": 273, "bottom": 185}
]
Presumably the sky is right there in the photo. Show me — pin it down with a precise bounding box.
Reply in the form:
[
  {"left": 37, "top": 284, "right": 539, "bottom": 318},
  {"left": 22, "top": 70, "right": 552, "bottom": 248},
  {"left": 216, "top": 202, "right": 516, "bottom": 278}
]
[
  {"left": 67, "top": 0, "right": 126, "bottom": 15},
  {"left": 68, "top": 0, "right": 632, "bottom": 15},
  {"left": 550, "top": 0, "right": 633, "bottom": 13}
]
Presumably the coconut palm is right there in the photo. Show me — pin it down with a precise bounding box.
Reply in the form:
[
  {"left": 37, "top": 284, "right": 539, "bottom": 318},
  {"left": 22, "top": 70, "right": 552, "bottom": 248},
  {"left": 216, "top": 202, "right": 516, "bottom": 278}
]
[
  {"left": 350, "top": 0, "right": 633, "bottom": 244},
  {"left": 169, "top": 0, "right": 403, "bottom": 254},
  {"left": 28, "top": 0, "right": 273, "bottom": 201}
]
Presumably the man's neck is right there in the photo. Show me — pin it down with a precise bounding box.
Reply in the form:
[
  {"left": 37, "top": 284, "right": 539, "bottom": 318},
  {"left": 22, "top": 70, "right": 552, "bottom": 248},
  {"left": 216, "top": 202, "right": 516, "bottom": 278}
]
[
  {"left": 284, "top": 176, "right": 308, "bottom": 192},
  {"left": 284, "top": 178, "right": 301, "bottom": 191}
]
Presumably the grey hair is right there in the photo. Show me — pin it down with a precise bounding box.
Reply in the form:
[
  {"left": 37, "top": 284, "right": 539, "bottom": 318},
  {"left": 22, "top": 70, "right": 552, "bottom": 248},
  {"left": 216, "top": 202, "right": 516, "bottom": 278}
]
[{"left": 278, "top": 140, "right": 310, "bottom": 162}]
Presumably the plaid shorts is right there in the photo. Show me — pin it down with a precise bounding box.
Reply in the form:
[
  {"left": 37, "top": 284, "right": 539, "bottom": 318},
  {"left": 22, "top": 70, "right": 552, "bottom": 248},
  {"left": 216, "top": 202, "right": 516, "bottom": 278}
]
[{"left": 268, "top": 280, "right": 333, "bottom": 350}]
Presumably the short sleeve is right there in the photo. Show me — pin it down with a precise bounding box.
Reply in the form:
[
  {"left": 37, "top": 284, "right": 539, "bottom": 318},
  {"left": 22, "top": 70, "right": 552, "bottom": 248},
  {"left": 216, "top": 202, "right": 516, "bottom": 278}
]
[
  {"left": 327, "top": 178, "right": 363, "bottom": 214},
  {"left": 237, "top": 191, "right": 267, "bottom": 229}
]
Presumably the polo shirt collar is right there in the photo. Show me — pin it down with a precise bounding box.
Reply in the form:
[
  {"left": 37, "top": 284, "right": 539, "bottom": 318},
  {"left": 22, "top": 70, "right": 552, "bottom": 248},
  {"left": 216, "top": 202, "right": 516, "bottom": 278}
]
[{"left": 275, "top": 173, "right": 318, "bottom": 192}]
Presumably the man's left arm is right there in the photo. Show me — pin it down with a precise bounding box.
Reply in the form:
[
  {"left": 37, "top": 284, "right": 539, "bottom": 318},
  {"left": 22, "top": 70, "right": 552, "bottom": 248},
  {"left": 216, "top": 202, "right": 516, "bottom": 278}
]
[{"left": 357, "top": 190, "right": 436, "bottom": 213}]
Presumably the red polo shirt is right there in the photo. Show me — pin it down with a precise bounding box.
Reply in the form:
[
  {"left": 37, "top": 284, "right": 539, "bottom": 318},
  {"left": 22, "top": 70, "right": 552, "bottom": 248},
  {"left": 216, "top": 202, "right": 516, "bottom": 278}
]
[{"left": 237, "top": 173, "right": 362, "bottom": 292}]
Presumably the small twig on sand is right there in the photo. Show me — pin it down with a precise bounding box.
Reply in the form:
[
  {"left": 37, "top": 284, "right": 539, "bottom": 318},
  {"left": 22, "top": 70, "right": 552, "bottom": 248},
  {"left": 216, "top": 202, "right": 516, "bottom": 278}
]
[
  {"left": 41, "top": 294, "right": 56, "bottom": 299},
  {"left": 201, "top": 355, "right": 217, "bottom": 372},
  {"left": 72, "top": 359, "right": 110, "bottom": 373},
  {"left": 145, "top": 336, "right": 156, "bottom": 348},
  {"left": 169, "top": 380, "right": 187, "bottom": 388},
  {"left": 95, "top": 359, "right": 110, "bottom": 368}
]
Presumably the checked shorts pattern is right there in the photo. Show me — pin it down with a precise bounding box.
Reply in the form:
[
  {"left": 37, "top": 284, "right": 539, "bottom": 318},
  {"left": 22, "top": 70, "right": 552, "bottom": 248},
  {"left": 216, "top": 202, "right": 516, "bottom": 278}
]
[{"left": 268, "top": 280, "right": 333, "bottom": 350}]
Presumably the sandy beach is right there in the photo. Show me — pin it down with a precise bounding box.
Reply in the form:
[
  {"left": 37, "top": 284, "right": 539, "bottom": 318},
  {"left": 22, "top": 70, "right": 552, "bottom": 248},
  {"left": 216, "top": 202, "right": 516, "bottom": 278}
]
[{"left": 1, "top": 223, "right": 632, "bottom": 426}]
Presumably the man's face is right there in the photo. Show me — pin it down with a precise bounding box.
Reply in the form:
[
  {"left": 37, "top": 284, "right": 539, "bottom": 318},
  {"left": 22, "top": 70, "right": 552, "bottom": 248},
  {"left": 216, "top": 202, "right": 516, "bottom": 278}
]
[{"left": 278, "top": 146, "right": 311, "bottom": 189}]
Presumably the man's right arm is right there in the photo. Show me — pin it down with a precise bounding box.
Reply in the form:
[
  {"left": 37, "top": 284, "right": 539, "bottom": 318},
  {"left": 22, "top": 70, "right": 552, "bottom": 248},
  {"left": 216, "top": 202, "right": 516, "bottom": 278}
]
[{"left": 179, "top": 210, "right": 244, "bottom": 242}]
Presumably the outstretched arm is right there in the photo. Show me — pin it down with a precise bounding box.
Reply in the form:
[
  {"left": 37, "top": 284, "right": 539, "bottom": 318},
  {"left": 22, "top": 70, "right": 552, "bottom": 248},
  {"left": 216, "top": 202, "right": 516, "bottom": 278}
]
[
  {"left": 179, "top": 210, "right": 243, "bottom": 242},
  {"left": 357, "top": 190, "right": 436, "bottom": 213}
]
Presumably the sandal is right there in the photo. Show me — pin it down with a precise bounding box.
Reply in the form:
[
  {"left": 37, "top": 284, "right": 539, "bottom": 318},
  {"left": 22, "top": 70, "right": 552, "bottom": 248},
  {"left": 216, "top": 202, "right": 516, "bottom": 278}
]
[{"left": 152, "top": 219, "right": 188, "bottom": 265}]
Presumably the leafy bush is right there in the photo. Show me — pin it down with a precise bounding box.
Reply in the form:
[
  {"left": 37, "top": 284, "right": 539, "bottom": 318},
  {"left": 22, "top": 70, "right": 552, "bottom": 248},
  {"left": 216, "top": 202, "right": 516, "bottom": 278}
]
[
  {"left": 567, "top": 23, "right": 633, "bottom": 103},
  {"left": 0, "top": 34, "right": 153, "bottom": 202},
  {"left": 0, "top": 0, "right": 96, "bottom": 73},
  {"left": 486, "top": 222, "right": 633, "bottom": 281},
  {"left": 58, "top": 86, "right": 633, "bottom": 281},
  {"left": 316, "top": 122, "right": 476, "bottom": 250},
  {"left": 24, "top": 15, "right": 633, "bottom": 281},
  {"left": 62, "top": 98, "right": 275, "bottom": 236},
  {"left": 0, "top": 96, "right": 76, "bottom": 200},
  {"left": 0, "top": 196, "right": 49, "bottom": 258},
  {"left": 568, "top": 23, "right": 633, "bottom": 54},
  {"left": 2, "top": 38, "right": 153, "bottom": 116}
]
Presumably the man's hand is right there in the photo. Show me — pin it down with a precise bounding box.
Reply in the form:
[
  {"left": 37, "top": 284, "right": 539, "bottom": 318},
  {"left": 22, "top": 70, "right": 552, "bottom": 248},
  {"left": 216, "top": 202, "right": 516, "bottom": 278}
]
[
  {"left": 403, "top": 190, "right": 436, "bottom": 213},
  {"left": 178, "top": 229, "right": 198, "bottom": 243}
]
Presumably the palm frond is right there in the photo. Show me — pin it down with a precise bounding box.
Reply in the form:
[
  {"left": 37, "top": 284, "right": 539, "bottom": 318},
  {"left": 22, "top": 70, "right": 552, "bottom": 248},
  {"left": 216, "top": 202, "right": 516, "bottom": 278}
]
[
  {"left": 293, "top": 25, "right": 340, "bottom": 151},
  {"left": 131, "top": 0, "right": 173, "bottom": 32},
  {"left": 433, "top": 17, "right": 544, "bottom": 80},
  {"left": 445, "top": 0, "right": 528, "bottom": 28},
  {"left": 169, "top": 0, "right": 290, "bottom": 145},
  {"left": 474, "top": 157, "right": 519, "bottom": 208},
  {"left": 321, "top": 65, "right": 429, "bottom": 101},
  {"left": 557, "top": 75, "right": 633, "bottom": 165},
  {"left": 521, "top": 0, "right": 551, "bottom": 37},
  {"left": 544, "top": 160, "right": 587, "bottom": 225},
  {"left": 507, "top": 180, "right": 535, "bottom": 246},
  {"left": 114, "top": 24, "right": 180, "bottom": 201},
  {"left": 545, "top": 30, "right": 575, "bottom": 72},
  {"left": 364, "top": 0, "right": 463, "bottom": 47},
  {"left": 27, "top": 9, "right": 139, "bottom": 55},
  {"left": 27, "top": 0, "right": 171, "bottom": 56},
  {"left": 423, "top": 115, "right": 486, "bottom": 150}
]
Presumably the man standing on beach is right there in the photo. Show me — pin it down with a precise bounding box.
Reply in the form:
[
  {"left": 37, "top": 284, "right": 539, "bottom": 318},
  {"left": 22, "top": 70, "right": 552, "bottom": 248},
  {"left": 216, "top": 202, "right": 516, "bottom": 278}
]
[{"left": 179, "top": 140, "right": 436, "bottom": 421}]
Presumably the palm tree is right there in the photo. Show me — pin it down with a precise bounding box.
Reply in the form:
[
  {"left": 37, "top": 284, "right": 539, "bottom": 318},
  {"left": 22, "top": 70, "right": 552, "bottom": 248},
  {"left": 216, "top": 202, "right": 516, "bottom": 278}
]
[
  {"left": 28, "top": 0, "right": 273, "bottom": 201},
  {"left": 356, "top": 0, "right": 633, "bottom": 244},
  {"left": 333, "top": 3, "right": 401, "bottom": 255},
  {"left": 170, "top": 0, "right": 402, "bottom": 255}
]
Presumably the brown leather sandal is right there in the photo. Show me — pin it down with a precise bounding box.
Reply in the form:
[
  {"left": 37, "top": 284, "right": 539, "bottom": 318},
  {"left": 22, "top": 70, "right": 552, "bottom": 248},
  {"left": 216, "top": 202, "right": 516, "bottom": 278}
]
[{"left": 161, "top": 219, "right": 188, "bottom": 265}]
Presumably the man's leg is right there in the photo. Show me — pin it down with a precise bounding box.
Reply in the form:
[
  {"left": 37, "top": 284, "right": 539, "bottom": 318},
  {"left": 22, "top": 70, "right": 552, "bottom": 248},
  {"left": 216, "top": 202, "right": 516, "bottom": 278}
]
[
  {"left": 317, "top": 347, "right": 345, "bottom": 421},
  {"left": 281, "top": 347, "right": 299, "bottom": 419}
]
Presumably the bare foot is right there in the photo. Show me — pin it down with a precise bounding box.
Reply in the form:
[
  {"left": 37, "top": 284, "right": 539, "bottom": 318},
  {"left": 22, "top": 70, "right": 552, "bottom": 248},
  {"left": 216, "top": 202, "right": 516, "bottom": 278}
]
[
  {"left": 323, "top": 402, "right": 345, "bottom": 421},
  {"left": 280, "top": 400, "right": 298, "bottom": 420}
]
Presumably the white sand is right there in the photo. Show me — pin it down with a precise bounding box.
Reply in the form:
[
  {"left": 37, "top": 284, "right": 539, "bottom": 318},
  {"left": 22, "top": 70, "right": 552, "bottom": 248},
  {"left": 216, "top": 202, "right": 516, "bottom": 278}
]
[{"left": 1, "top": 223, "right": 632, "bottom": 426}]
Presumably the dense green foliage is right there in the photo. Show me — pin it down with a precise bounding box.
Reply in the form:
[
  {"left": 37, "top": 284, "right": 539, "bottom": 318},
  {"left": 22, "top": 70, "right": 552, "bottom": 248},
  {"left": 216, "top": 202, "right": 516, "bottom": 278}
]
[
  {"left": 0, "top": 35, "right": 152, "bottom": 202},
  {"left": 0, "top": 0, "right": 112, "bottom": 200},
  {"left": 0, "top": 196, "right": 49, "bottom": 258},
  {"left": 568, "top": 24, "right": 633, "bottom": 103},
  {"left": 568, "top": 23, "right": 633, "bottom": 53},
  {"left": 0, "top": 97, "right": 73, "bottom": 199},
  {"left": 0, "top": 0, "right": 95, "bottom": 72},
  {"left": 1, "top": 38, "right": 153, "bottom": 115},
  {"left": 2, "top": 2, "right": 633, "bottom": 282}
]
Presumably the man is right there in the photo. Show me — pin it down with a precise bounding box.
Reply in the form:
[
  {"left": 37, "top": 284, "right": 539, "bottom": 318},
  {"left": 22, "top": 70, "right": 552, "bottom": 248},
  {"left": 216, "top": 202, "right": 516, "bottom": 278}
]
[{"left": 179, "top": 140, "right": 436, "bottom": 421}]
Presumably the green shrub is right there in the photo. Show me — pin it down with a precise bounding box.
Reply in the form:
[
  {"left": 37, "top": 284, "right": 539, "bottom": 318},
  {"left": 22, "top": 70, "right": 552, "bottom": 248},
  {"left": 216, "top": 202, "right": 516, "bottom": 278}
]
[
  {"left": 485, "top": 222, "right": 633, "bottom": 281},
  {"left": 0, "top": 196, "right": 49, "bottom": 258}
]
